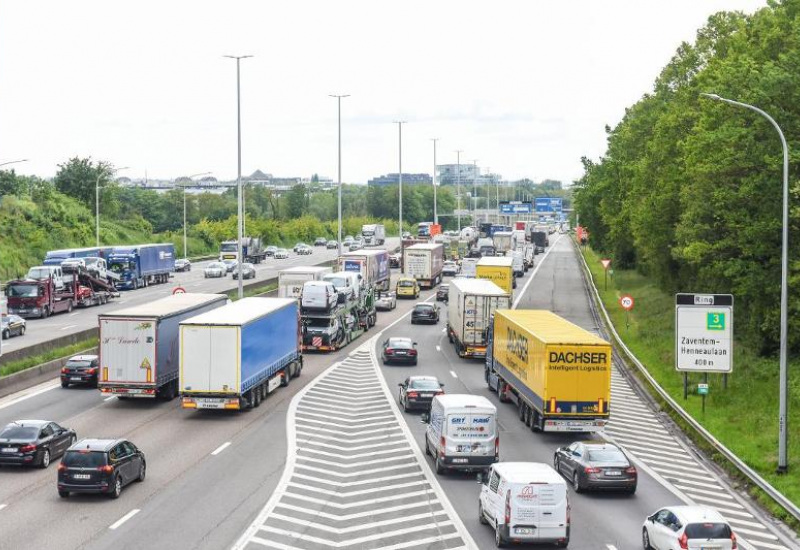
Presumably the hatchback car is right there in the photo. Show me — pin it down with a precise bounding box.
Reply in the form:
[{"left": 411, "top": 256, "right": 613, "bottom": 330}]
[
  {"left": 265, "top": 245, "right": 278, "bottom": 257},
  {"left": 232, "top": 262, "right": 256, "bottom": 280},
  {"left": 222, "top": 259, "right": 238, "bottom": 273},
  {"left": 58, "top": 439, "right": 146, "bottom": 499},
  {"left": 553, "top": 441, "right": 636, "bottom": 493},
  {"left": 442, "top": 261, "right": 459, "bottom": 277},
  {"left": 2, "top": 314, "right": 26, "bottom": 339},
  {"left": 204, "top": 262, "right": 226, "bottom": 278},
  {"left": 642, "top": 505, "right": 737, "bottom": 550},
  {"left": 398, "top": 376, "right": 444, "bottom": 412},
  {"left": 293, "top": 242, "right": 307, "bottom": 253},
  {"left": 0, "top": 420, "right": 76, "bottom": 468},
  {"left": 174, "top": 258, "right": 191, "bottom": 272},
  {"left": 436, "top": 284, "right": 449, "bottom": 302},
  {"left": 396, "top": 277, "right": 420, "bottom": 299},
  {"left": 375, "top": 291, "right": 397, "bottom": 311},
  {"left": 296, "top": 245, "right": 313, "bottom": 256},
  {"left": 314, "top": 237, "right": 328, "bottom": 246},
  {"left": 326, "top": 240, "right": 338, "bottom": 249},
  {"left": 274, "top": 248, "right": 290, "bottom": 259},
  {"left": 348, "top": 242, "right": 362, "bottom": 251},
  {"left": 381, "top": 337, "right": 418, "bottom": 365},
  {"left": 411, "top": 303, "right": 439, "bottom": 324},
  {"left": 60, "top": 354, "right": 100, "bottom": 388}
]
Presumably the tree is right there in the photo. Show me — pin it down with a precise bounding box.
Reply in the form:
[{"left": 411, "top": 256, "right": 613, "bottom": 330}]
[
  {"left": 285, "top": 184, "right": 308, "bottom": 219},
  {"left": 54, "top": 157, "right": 115, "bottom": 207}
]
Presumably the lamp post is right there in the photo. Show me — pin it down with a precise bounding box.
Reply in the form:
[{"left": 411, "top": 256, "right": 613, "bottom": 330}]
[
  {"left": 0, "top": 159, "right": 28, "bottom": 168},
  {"left": 96, "top": 166, "right": 128, "bottom": 247},
  {"left": 394, "top": 121, "right": 406, "bottom": 240},
  {"left": 455, "top": 150, "right": 463, "bottom": 231},
  {"left": 330, "top": 94, "right": 349, "bottom": 257},
  {"left": 431, "top": 138, "right": 438, "bottom": 226},
  {"left": 471, "top": 160, "right": 479, "bottom": 222},
  {"left": 182, "top": 172, "right": 212, "bottom": 259},
  {"left": 701, "top": 93, "right": 790, "bottom": 472},
  {"left": 224, "top": 54, "right": 253, "bottom": 299}
]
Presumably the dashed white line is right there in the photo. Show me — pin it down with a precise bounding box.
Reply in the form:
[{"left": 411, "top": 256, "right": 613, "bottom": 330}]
[
  {"left": 109, "top": 508, "right": 140, "bottom": 530},
  {"left": 60, "top": 324, "right": 77, "bottom": 331},
  {"left": 449, "top": 370, "right": 458, "bottom": 378},
  {"left": 69, "top": 312, "right": 80, "bottom": 317},
  {"left": 435, "top": 345, "right": 441, "bottom": 352},
  {"left": 606, "top": 545, "right": 618, "bottom": 550},
  {"left": 211, "top": 442, "right": 232, "bottom": 456},
  {"left": 104, "top": 396, "right": 116, "bottom": 402},
  {"left": 0, "top": 504, "right": 7, "bottom": 512}
]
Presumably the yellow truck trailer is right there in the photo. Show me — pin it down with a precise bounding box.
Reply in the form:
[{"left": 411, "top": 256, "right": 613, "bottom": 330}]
[
  {"left": 476, "top": 256, "right": 515, "bottom": 295},
  {"left": 485, "top": 309, "right": 612, "bottom": 432}
]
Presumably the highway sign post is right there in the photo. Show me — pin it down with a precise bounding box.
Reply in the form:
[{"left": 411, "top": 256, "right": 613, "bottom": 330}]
[
  {"left": 601, "top": 259, "right": 611, "bottom": 290},
  {"left": 619, "top": 294, "right": 634, "bottom": 330}
]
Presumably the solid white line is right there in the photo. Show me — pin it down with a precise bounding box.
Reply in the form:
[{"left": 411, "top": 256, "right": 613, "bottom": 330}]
[
  {"left": 104, "top": 396, "right": 116, "bottom": 402},
  {"left": 60, "top": 324, "right": 77, "bottom": 331},
  {"left": 211, "top": 442, "right": 231, "bottom": 456},
  {"left": 606, "top": 546, "right": 618, "bottom": 550},
  {"left": 513, "top": 233, "right": 563, "bottom": 309},
  {"left": 450, "top": 370, "right": 458, "bottom": 378},
  {"left": 109, "top": 509, "right": 140, "bottom": 530},
  {"left": 0, "top": 381, "right": 60, "bottom": 411},
  {"left": 0, "top": 504, "right": 6, "bottom": 511},
  {"left": 69, "top": 312, "right": 80, "bottom": 317},
  {"left": 436, "top": 345, "right": 441, "bottom": 352}
]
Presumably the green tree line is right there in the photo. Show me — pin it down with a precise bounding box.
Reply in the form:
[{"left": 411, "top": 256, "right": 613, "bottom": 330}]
[{"left": 573, "top": 0, "right": 800, "bottom": 354}]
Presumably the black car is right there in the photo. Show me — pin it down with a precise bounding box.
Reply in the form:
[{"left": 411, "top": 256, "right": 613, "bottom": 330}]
[
  {"left": 314, "top": 237, "right": 328, "bottom": 247},
  {"left": 0, "top": 420, "right": 76, "bottom": 468},
  {"left": 174, "top": 259, "right": 191, "bottom": 272},
  {"left": 436, "top": 284, "right": 449, "bottom": 302},
  {"left": 58, "top": 438, "right": 145, "bottom": 499},
  {"left": 382, "top": 337, "right": 418, "bottom": 365},
  {"left": 411, "top": 303, "right": 440, "bottom": 324},
  {"left": 389, "top": 254, "right": 401, "bottom": 268},
  {"left": 553, "top": 441, "right": 637, "bottom": 494},
  {"left": 61, "top": 354, "right": 100, "bottom": 388},
  {"left": 2, "top": 314, "right": 26, "bottom": 339},
  {"left": 398, "top": 376, "right": 444, "bottom": 412}
]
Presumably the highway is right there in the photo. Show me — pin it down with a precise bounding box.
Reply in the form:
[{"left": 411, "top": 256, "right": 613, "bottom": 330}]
[{"left": 0, "top": 237, "right": 795, "bottom": 549}]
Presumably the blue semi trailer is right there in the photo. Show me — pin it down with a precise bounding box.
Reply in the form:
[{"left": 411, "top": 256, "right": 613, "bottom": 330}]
[
  {"left": 108, "top": 243, "right": 175, "bottom": 290},
  {"left": 179, "top": 297, "right": 303, "bottom": 410},
  {"left": 43, "top": 247, "right": 113, "bottom": 266}
]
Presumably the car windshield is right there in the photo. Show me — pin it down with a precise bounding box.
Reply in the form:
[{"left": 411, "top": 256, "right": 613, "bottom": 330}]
[
  {"left": 8, "top": 284, "right": 39, "bottom": 297},
  {"left": 398, "top": 280, "right": 415, "bottom": 287},
  {"left": 387, "top": 338, "right": 412, "bottom": 348},
  {"left": 325, "top": 277, "right": 348, "bottom": 288},
  {"left": 409, "top": 379, "right": 440, "bottom": 390},
  {"left": 0, "top": 426, "right": 38, "bottom": 440},
  {"left": 66, "top": 360, "right": 93, "bottom": 368},
  {"left": 586, "top": 449, "right": 628, "bottom": 463},
  {"left": 220, "top": 243, "right": 238, "bottom": 252},
  {"left": 242, "top": 264, "right": 254, "bottom": 270},
  {"left": 415, "top": 305, "right": 434, "bottom": 312},
  {"left": 277, "top": 249, "right": 287, "bottom": 253},
  {"left": 62, "top": 451, "right": 107, "bottom": 468},
  {"left": 26, "top": 268, "right": 52, "bottom": 279},
  {"left": 684, "top": 523, "right": 732, "bottom": 539},
  {"left": 84, "top": 258, "right": 100, "bottom": 266}
]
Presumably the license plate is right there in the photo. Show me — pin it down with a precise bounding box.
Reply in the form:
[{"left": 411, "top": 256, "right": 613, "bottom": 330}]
[
  {"left": 451, "top": 458, "right": 468, "bottom": 463},
  {"left": 71, "top": 377, "right": 82, "bottom": 381},
  {"left": 396, "top": 351, "right": 407, "bottom": 355},
  {"left": 73, "top": 474, "right": 90, "bottom": 479},
  {"left": 197, "top": 400, "right": 227, "bottom": 409},
  {"left": 605, "top": 470, "right": 621, "bottom": 476},
  {"left": 1, "top": 448, "right": 17, "bottom": 453},
  {"left": 515, "top": 528, "right": 534, "bottom": 535},
  {"left": 421, "top": 393, "right": 433, "bottom": 398}
]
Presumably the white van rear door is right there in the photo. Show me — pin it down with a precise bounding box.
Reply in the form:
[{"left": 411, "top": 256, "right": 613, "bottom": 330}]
[
  {"left": 511, "top": 483, "right": 568, "bottom": 539},
  {"left": 446, "top": 412, "right": 496, "bottom": 457}
]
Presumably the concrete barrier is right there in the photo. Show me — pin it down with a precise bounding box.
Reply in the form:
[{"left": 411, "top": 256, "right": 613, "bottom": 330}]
[{"left": 0, "top": 347, "right": 97, "bottom": 399}]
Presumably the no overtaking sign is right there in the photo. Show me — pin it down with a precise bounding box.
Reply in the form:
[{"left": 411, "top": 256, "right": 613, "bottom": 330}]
[{"left": 675, "top": 293, "right": 733, "bottom": 373}]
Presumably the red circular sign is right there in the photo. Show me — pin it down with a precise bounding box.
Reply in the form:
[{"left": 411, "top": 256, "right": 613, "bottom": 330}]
[
  {"left": 619, "top": 294, "right": 634, "bottom": 311},
  {"left": 172, "top": 287, "right": 186, "bottom": 295}
]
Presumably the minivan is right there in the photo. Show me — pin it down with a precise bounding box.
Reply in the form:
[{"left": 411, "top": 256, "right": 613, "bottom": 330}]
[
  {"left": 25, "top": 265, "right": 65, "bottom": 290},
  {"left": 506, "top": 250, "right": 525, "bottom": 278},
  {"left": 479, "top": 462, "right": 570, "bottom": 548},
  {"left": 424, "top": 394, "right": 498, "bottom": 474},
  {"left": 301, "top": 281, "right": 338, "bottom": 311}
]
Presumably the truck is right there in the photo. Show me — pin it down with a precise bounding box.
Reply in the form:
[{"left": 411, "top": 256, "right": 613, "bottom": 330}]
[
  {"left": 6, "top": 269, "right": 118, "bottom": 318},
  {"left": 485, "top": 309, "right": 612, "bottom": 433},
  {"left": 476, "top": 256, "right": 515, "bottom": 294},
  {"left": 532, "top": 231, "right": 549, "bottom": 254},
  {"left": 418, "top": 222, "right": 442, "bottom": 239},
  {"left": 361, "top": 224, "right": 386, "bottom": 246},
  {"left": 492, "top": 231, "right": 515, "bottom": 254},
  {"left": 278, "top": 266, "right": 333, "bottom": 298},
  {"left": 338, "top": 249, "right": 390, "bottom": 292},
  {"left": 459, "top": 257, "right": 478, "bottom": 278},
  {"left": 43, "top": 247, "right": 113, "bottom": 267},
  {"left": 301, "top": 277, "right": 377, "bottom": 352},
  {"left": 98, "top": 293, "right": 228, "bottom": 399},
  {"left": 219, "top": 237, "right": 267, "bottom": 264},
  {"left": 180, "top": 297, "right": 303, "bottom": 410},
  {"left": 399, "top": 237, "right": 428, "bottom": 270},
  {"left": 108, "top": 243, "right": 175, "bottom": 290},
  {"left": 474, "top": 237, "right": 495, "bottom": 258},
  {"left": 447, "top": 278, "right": 511, "bottom": 358},
  {"left": 403, "top": 243, "right": 445, "bottom": 289}
]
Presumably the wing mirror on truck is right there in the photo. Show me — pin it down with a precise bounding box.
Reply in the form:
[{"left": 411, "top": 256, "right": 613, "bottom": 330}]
[
  {"left": 420, "top": 412, "right": 430, "bottom": 424},
  {"left": 476, "top": 471, "right": 489, "bottom": 484}
]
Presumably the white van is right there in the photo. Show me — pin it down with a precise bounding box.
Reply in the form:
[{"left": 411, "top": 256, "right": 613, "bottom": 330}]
[
  {"left": 25, "top": 265, "right": 65, "bottom": 290},
  {"left": 424, "top": 394, "right": 498, "bottom": 474},
  {"left": 459, "top": 258, "right": 478, "bottom": 278},
  {"left": 301, "top": 281, "right": 337, "bottom": 311},
  {"left": 479, "top": 462, "right": 570, "bottom": 548},
  {"left": 506, "top": 250, "right": 525, "bottom": 278},
  {"left": 323, "top": 272, "right": 362, "bottom": 301}
]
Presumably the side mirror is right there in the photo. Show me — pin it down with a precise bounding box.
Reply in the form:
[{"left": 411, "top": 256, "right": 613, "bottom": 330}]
[
  {"left": 398, "top": 383, "right": 403, "bottom": 387},
  {"left": 439, "top": 383, "right": 445, "bottom": 387},
  {"left": 476, "top": 471, "right": 488, "bottom": 484},
  {"left": 420, "top": 412, "right": 430, "bottom": 424},
  {"left": 413, "top": 342, "right": 418, "bottom": 346}
]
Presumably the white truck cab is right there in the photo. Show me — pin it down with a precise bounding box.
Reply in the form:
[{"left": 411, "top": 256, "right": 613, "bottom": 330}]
[
  {"left": 479, "top": 462, "right": 570, "bottom": 548},
  {"left": 424, "top": 394, "right": 498, "bottom": 474}
]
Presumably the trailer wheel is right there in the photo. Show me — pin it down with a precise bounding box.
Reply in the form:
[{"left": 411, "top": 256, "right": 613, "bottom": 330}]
[
  {"left": 281, "top": 370, "right": 290, "bottom": 388},
  {"left": 518, "top": 401, "right": 526, "bottom": 421},
  {"left": 253, "top": 387, "right": 262, "bottom": 407},
  {"left": 531, "top": 410, "right": 542, "bottom": 432}
]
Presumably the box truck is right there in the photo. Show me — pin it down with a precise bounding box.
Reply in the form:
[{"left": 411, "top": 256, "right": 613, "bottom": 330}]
[
  {"left": 403, "top": 243, "right": 445, "bottom": 289},
  {"left": 361, "top": 223, "right": 386, "bottom": 246},
  {"left": 492, "top": 231, "right": 515, "bottom": 254},
  {"left": 485, "top": 310, "right": 612, "bottom": 432},
  {"left": 476, "top": 256, "right": 515, "bottom": 294},
  {"left": 108, "top": 243, "right": 175, "bottom": 290},
  {"left": 278, "top": 266, "right": 333, "bottom": 298},
  {"left": 447, "top": 279, "right": 511, "bottom": 358},
  {"left": 180, "top": 297, "right": 303, "bottom": 410},
  {"left": 99, "top": 293, "right": 228, "bottom": 399},
  {"left": 338, "top": 249, "right": 390, "bottom": 292}
]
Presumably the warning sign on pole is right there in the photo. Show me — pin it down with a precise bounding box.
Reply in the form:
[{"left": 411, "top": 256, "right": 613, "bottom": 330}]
[{"left": 675, "top": 293, "right": 733, "bottom": 373}]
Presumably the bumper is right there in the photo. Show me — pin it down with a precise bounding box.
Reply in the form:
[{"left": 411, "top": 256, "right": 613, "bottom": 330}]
[
  {"left": 383, "top": 355, "right": 417, "bottom": 364},
  {"left": 0, "top": 453, "right": 38, "bottom": 466},
  {"left": 543, "top": 417, "right": 608, "bottom": 432},
  {"left": 501, "top": 525, "right": 569, "bottom": 545},
  {"left": 181, "top": 396, "right": 242, "bottom": 410},
  {"left": 404, "top": 398, "right": 434, "bottom": 410},
  {"left": 584, "top": 476, "right": 637, "bottom": 490},
  {"left": 459, "top": 345, "right": 487, "bottom": 358},
  {"left": 8, "top": 308, "right": 43, "bottom": 318},
  {"left": 411, "top": 316, "right": 438, "bottom": 324},
  {"left": 62, "top": 374, "right": 97, "bottom": 385},
  {"left": 440, "top": 454, "right": 497, "bottom": 471},
  {"left": 58, "top": 481, "right": 112, "bottom": 494},
  {"left": 100, "top": 386, "right": 157, "bottom": 398}
]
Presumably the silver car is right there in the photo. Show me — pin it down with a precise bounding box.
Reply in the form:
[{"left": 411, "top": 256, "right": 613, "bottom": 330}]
[
  {"left": 375, "top": 292, "right": 397, "bottom": 311},
  {"left": 232, "top": 263, "right": 256, "bottom": 280},
  {"left": 204, "top": 262, "right": 226, "bottom": 278},
  {"left": 274, "top": 248, "right": 290, "bottom": 259}
]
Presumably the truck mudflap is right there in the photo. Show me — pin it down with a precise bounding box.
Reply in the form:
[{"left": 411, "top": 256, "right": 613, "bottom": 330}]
[
  {"left": 99, "top": 386, "right": 157, "bottom": 398},
  {"left": 542, "top": 417, "right": 608, "bottom": 432}
]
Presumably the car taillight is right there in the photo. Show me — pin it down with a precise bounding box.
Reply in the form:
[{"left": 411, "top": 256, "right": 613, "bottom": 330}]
[
  {"left": 731, "top": 532, "right": 738, "bottom": 549},
  {"left": 504, "top": 490, "right": 511, "bottom": 524},
  {"left": 58, "top": 463, "right": 67, "bottom": 472},
  {"left": 678, "top": 533, "right": 688, "bottom": 549},
  {"left": 584, "top": 466, "right": 601, "bottom": 474},
  {"left": 625, "top": 466, "right": 637, "bottom": 475},
  {"left": 61, "top": 367, "right": 68, "bottom": 374},
  {"left": 87, "top": 367, "right": 97, "bottom": 374},
  {"left": 407, "top": 391, "right": 419, "bottom": 398},
  {"left": 409, "top": 349, "right": 417, "bottom": 356},
  {"left": 20, "top": 444, "right": 36, "bottom": 453},
  {"left": 440, "top": 436, "right": 446, "bottom": 458},
  {"left": 385, "top": 348, "right": 394, "bottom": 355},
  {"left": 97, "top": 465, "right": 114, "bottom": 473},
  {"left": 495, "top": 436, "right": 500, "bottom": 459}
]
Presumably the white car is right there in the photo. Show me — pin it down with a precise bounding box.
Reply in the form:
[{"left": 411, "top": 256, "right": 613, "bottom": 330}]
[
  {"left": 274, "top": 248, "right": 290, "bottom": 259},
  {"left": 642, "top": 506, "right": 737, "bottom": 550},
  {"left": 375, "top": 292, "right": 397, "bottom": 311},
  {"left": 442, "top": 261, "right": 459, "bottom": 277},
  {"left": 204, "top": 262, "right": 226, "bottom": 278}
]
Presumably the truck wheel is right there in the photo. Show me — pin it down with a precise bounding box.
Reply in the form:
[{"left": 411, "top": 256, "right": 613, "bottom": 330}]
[
  {"left": 67, "top": 301, "right": 73, "bottom": 313},
  {"left": 281, "top": 370, "right": 290, "bottom": 387},
  {"left": 531, "top": 410, "right": 542, "bottom": 433},
  {"left": 253, "top": 388, "right": 262, "bottom": 407},
  {"left": 42, "top": 307, "right": 49, "bottom": 319},
  {"left": 479, "top": 501, "right": 489, "bottom": 525},
  {"left": 518, "top": 401, "right": 526, "bottom": 421}
]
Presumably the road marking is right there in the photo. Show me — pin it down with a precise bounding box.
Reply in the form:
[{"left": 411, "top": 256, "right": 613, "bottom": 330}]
[
  {"left": 436, "top": 345, "right": 441, "bottom": 352},
  {"left": 607, "top": 546, "right": 618, "bottom": 550},
  {"left": 60, "top": 324, "right": 77, "bottom": 331},
  {"left": 441, "top": 328, "right": 446, "bottom": 333},
  {"left": 449, "top": 370, "right": 458, "bottom": 378},
  {"left": 109, "top": 509, "right": 140, "bottom": 530},
  {"left": 69, "top": 312, "right": 80, "bottom": 317},
  {"left": 104, "top": 396, "right": 116, "bottom": 402},
  {"left": 0, "top": 504, "right": 6, "bottom": 511},
  {"left": 512, "top": 233, "right": 563, "bottom": 309},
  {"left": 0, "top": 381, "right": 59, "bottom": 411},
  {"left": 211, "top": 441, "right": 231, "bottom": 456}
]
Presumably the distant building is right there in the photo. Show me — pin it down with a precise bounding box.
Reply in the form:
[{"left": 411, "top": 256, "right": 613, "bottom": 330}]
[
  {"left": 368, "top": 173, "right": 432, "bottom": 186},
  {"left": 437, "top": 164, "right": 480, "bottom": 186}
]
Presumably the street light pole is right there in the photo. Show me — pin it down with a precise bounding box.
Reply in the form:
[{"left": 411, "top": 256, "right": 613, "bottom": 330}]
[
  {"left": 471, "top": 160, "right": 479, "bottom": 222},
  {"left": 701, "top": 92, "right": 790, "bottom": 473},
  {"left": 455, "top": 150, "right": 463, "bottom": 231},
  {"left": 225, "top": 54, "right": 253, "bottom": 300},
  {"left": 330, "top": 94, "right": 349, "bottom": 258},
  {"left": 0, "top": 159, "right": 28, "bottom": 168},
  {"left": 394, "top": 121, "right": 406, "bottom": 240},
  {"left": 183, "top": 172, "right": 212, "bottom": 259},
  {"left": 96, "top": 165, "right": 128, "bottom": 248},
  {"left": 431, "top": 138, "right": 438, "bottom": 226}
]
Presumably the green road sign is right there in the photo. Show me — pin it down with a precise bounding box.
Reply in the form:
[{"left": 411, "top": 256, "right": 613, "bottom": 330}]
[
  {"left": 697, "top": 383, "right": 709, "bottom": 396},
  {"left": 707, "top": 312, "right": 725, "bottom": 331}
]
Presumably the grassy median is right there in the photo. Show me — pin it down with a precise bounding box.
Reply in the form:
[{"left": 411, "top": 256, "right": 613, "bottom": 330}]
[
  {"left": 578, "top": 242, "right": 800, "bottom": 520},
  {"left": 0, "top": 338, "right": 98, "bottom": 378}
]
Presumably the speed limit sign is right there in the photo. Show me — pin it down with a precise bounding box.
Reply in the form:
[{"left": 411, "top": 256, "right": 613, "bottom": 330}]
[
  {"left": 619, "top": 294, "right": 634, "bottom": 311},
  {"left": 172, "top": 286, "right": 186, "bottom": 295}
]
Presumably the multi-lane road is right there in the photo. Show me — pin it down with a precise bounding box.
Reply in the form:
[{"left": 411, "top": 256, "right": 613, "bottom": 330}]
[{"left": 0, "top": 236, "right": 796, "bottom": 549}]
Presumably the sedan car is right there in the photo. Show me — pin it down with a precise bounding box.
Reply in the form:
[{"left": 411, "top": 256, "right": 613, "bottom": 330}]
[
  {"left": 60, "top": 354, "right": 99, "bottom": 388},
  {"left": 58, "top": 438, "right": 145, "bottom": 499},
  {"left": 411, "top": 303, "right": 440, "bottom": 324},
  {"left": 442, "top": 261, "right": 459, "bottom": 277},
  {"left": 222, "top": 259, "right": 238, "bottom": 273},
  {"left": 274, "top": 248, "right": 290, "bottom": 259},
  {"left": 436, "top": 284, "right": 449, "bottom": 302},
  {"left": 2, "top": 314, "right": 26, "bottom": 339},
  {"left": 553, "top": 441, "right": 636, "bottom": 493},
  {"left": 375, "top": 292, "right": 397, "bottom": 311},
  {"left": 389, "top": 253, "right": 401, "bottom": 268},
  {"left": 0, "top": 420, "right": 76, "bottom": 468},
  {"left": 174, "top": 258, "right": 191, "bottom": 272},
  {"left": 343, "top": 235, "right": 355, "bottom": 244},
  {"left": 381, "top": 337, "right": 418, "bottom": 365},
  {"left": 398, "top": 376, "right": 444, "bottom": 412},
  {"left": 293, "top": 242, "right": 308, "bottom": 253},
  {"left": 231, "top": 262, "right": 256, "bottom": 280},
  {"left": 265, "top": 245, "right": 278, "bottom": 257},
  {"left": 204, "top": 262, "right": 227, "bottom": 278},
  {"left": 348, "top": 242, "right": 362, "bottom": 251},
  {"left": 314, "top": 237, "right": 328, "bottom": 247},
  {"left": 296, "top": 245, "right": 313, "bottom": 256},
  {"left": 642, "top": 505, "right": 737, "bottom": 550},
  {"left": 326, "top": 240, "right": 338, "bottom": 249}
]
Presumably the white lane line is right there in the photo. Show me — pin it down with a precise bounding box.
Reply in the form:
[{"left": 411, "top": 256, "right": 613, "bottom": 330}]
[
  {"left": 606, "top": 546, "right": 618, "bottom": 550},
  {"left": 0, "top": 504, "right": 7, "bottom": 511},
  {"left": 211, "top": 442, "right": 232, "bottom": 456},
  {"left": 436, "top": 345, "right": 441, "bottom": 352},
  {"left": 69, "top": 312, "right": 80, "bottom": 317},
  {"left": 0, "top": 381, "right": 60, "bottom": 411},
  {"left": 441, "top": 328, "right": 446, "bottom": 333},
  {"left": 60, "top": 324, "right": 77, "bottom": 331},
  {"left": 513, "top": 233, "right": 563, "bottom": 309},
  {"left": 449, "top": 370, "right": 458, "bottom": 378},
  {"left": 109, "top": 509, "right": 140, "bottom": 530},
  {"left": 104, "top": 396, "right": 116, "bottom": 402}
]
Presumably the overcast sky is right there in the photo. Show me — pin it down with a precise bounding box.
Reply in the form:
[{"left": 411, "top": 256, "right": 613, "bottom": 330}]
[{"left": 0, "top": 0, "right": 767, "bottom": 185}]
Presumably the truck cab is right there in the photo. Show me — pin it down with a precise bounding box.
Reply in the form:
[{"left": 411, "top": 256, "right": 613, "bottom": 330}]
[{"left": 5, "top": 278, "right": 72, "bottom": 318}]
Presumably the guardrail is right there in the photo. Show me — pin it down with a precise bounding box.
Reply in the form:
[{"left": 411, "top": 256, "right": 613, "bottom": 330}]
[{"left": 574, "top": 238, "right": 800, "bottom": 523}]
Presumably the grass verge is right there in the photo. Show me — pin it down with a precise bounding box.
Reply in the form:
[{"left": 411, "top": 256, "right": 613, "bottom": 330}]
[
  {"left": 578, "top": 242, "right": 800, "bottom": 524},
  {"left": 0, "top": 338, "right": 98, "bottom": 378}
]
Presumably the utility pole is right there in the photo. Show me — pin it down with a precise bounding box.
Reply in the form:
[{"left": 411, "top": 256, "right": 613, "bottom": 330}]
[
  {"left": 431, "top": 138, "right": 438, "bottom": 225},
  {"left": 394, "top": 121, "right": 406, "bottom": 240},
  {"left": 471, "top": 160, "right": 479, "bottom": 222},
  {"left": 455, "top": 150, "right": 463, "bottom": 231},
  {"left": 330, "top": 94, "right": 349, "bottom": 257}
]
